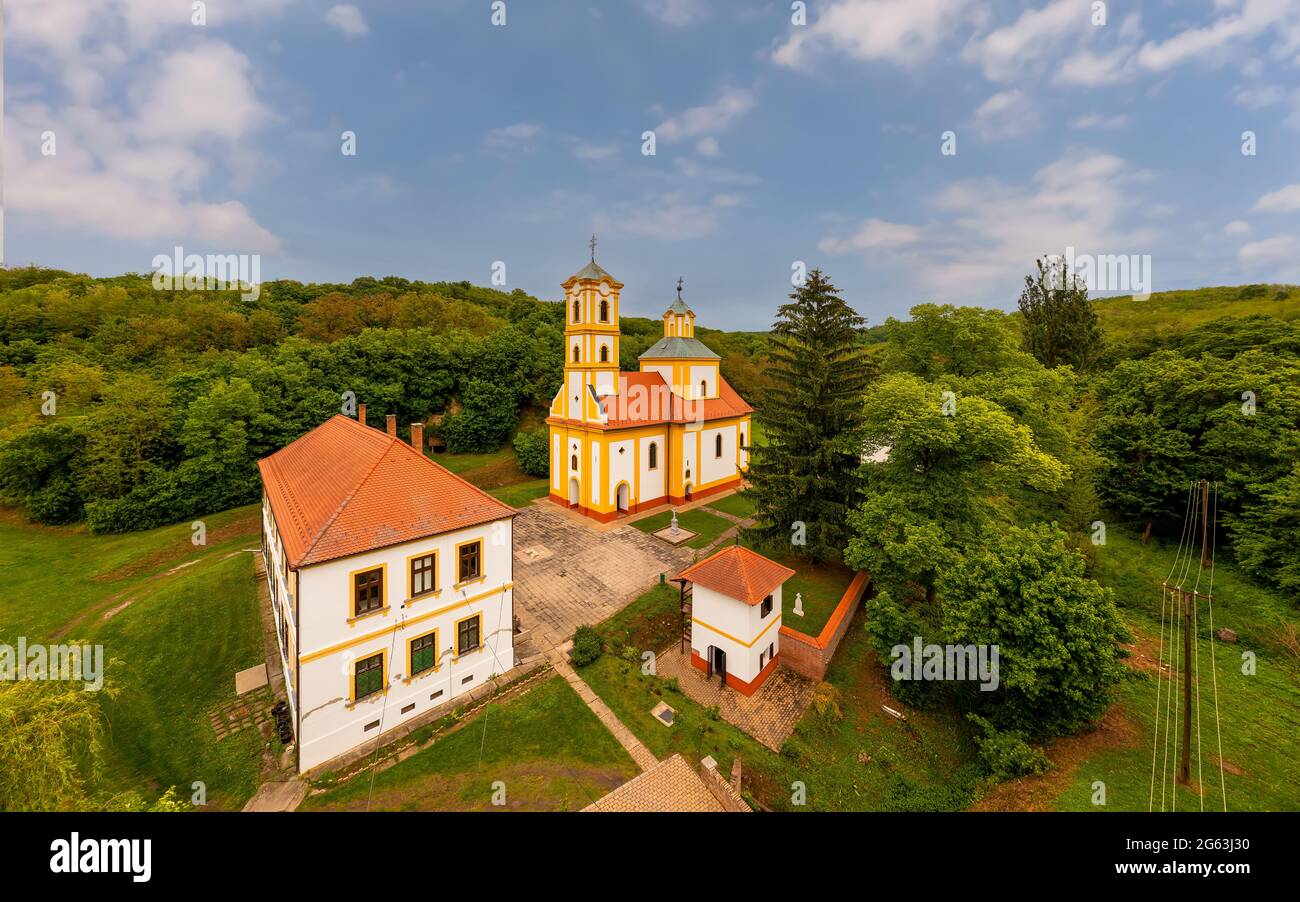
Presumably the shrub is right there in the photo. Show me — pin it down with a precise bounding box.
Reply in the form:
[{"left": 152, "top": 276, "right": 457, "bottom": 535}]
[
  {"left": 512, "top": 428, "right": 549, "bottom": 477},
  {"left": 570, "top": 626, "right": 604, "bottom": 667},
  {"left": 968, "top": 714, "right": 1050, "bottom": 780}
]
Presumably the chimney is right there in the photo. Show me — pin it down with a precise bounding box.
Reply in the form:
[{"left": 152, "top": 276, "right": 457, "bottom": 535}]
[
  {"left": 385, "top": 414, "right": 396, "bottom": 437},
  {"left": 410, "top": 423, "right": 424, "bottom": 452},
  {"left": 357, "top": 403, "right": 367, "bottom": 427}
]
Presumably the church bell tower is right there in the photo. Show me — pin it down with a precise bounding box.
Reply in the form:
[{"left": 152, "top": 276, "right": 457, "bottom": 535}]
[{"left": 560, "top": 236, "right": 623, "bottom": 423}]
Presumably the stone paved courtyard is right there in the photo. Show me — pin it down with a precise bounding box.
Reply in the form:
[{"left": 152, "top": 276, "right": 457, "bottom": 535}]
[
  {"left": 513, "top": 504, "right": 694, "bottom": 650},
  {"left": 655, "top": 645, "right": 815, "bottom": 751}
]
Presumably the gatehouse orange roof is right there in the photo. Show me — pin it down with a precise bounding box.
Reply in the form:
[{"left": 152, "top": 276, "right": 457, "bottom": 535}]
[
  {"left": 258, "top": 415, "right": 515, "bottom": 568},
  {"left": 676, "top": 545, "right": 795, "bottom": 605}
]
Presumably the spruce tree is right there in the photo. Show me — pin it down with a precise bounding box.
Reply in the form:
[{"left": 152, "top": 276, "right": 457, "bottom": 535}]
[
  {"left": 1018, "top": 255, "right": 1103, "bottom": 371},
  {"left": 745, "top": 269, "right": 874, "bottom": 561}
]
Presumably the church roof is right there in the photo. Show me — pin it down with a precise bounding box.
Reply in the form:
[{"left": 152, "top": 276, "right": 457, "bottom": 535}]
[
  {"left": 567, "top": 259, "right": 615, "bottom": 283},
  {"left": 594, "top": 371, "right": 753, "bottom": 428},
  {"left": 666, "top": 296, "right": 693, "bottom": 315},
  {"left": 639, "top": 336, "right": 720, "bottom": 360},
  {"left": 676, "top": 545, "right": 796, "bottom": 606},
  {"left": 258, "top": 415, "right": 515, "bottom": 568}
]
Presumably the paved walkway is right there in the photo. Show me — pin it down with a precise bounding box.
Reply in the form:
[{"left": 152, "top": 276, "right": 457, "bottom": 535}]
[
  {"left": 656, "top": 646, "right": 815, "bottom": 751},
  {"left": 547, "top": 649, "right": 659, "bottom": 772},
  {"left": 242, "top": 779, "right": 308, "bottom": 812},
  {"left": 513, "top": 505, "right": 693, "bottom": 652}
]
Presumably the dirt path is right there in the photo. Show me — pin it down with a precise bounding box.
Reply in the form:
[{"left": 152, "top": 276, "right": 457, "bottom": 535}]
[{"left": 50, "top": 547, "right": 256, "bottom": 640}]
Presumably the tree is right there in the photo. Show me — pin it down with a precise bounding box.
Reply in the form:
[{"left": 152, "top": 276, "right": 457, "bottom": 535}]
[
  {"left": 937, "top": 524, "right": 1128, "bottom": 738},
  {"left": 1018, "top": 255, "right": 1103, "bottom": 371},
  {"left": 744, "top": 269, "right": 874, "bottom": 561},
  {"left": 883, "top": 303, "right": 1029, "bottom": 379},
  {"left": 0, "top": 423, "right": 86, "bottom": 524},
  {"left": 1229, "top": 464, "right": 1300, "bottom": 592},
  {"left": 512, "top": 429, "right": 550, "bottom": 477},
  {"left": 440, "top": 379, "right": 519, "bottom": 453},
  {"left": 0, "top": 676, "right": 114, "bottom": 810},
  {"left": 845, "top": 373, "right": 1069, "bottom": 602}
]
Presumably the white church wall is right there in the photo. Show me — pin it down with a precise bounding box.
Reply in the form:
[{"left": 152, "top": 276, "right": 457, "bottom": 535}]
[
  {"left": 640, "top": 434, "right": 666, "bottom": 501},
  {"left": 700, "top": 423, "right": 738, "bottom": 486},
  {"left": 609, "top": 438, "right": 635, "bottom": 507}
]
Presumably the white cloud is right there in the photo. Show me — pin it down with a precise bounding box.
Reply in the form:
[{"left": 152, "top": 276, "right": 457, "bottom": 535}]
[
  {"left": 962, "top": 0, "right": 1083, "bottom": 82},
  {"left": 696, "top": 136, "right": 721, "bottom": 157},
  {"left": 821, "top": 150, "right": 1159, "bottom": 300},
  {"left": 639, "top": 0, "right": 708, "bottom": 26},
  {"left": 1232, "top": 82, "right": 1288, "bottom": 108},
  {"left": 773, "top": 0, "right": 974, "bottom": 69},
  {"left": 1252, "top": 183, "right": 1300, "bottom": 212},
  {"left": 1224, "top": 220, "right": 1253, "bottom": 236},
  {"left": 1137, "top": 0, "right": 1300, "bottom": 72},
  {"left": 654, "top": 88, "right": 755, "bottom": 143},
  {"left": 5, "top": 2, "right": 285, "bottom": 252},
  {"left": 819, "top": 218, "right": 920, "bottom": 254},
  {"left": 972, "top": 89, "right": 1037, "bottom": 139},
  {"left": 573, "top": 142, "right": 619, "bottom": 161},
  {"left": 1057, "top": 45, "right": 1137, "bottom": 86},
  {"left": 484, "top": 122, "right": 544, "bottom": 152},
  {"left": 1069, "top": 112, "right": 1131, "bottom": 130},
  {"left": 596, "top": 191, "right": 723, "bottom": 241},
  {"left": 131, "top": 43, "right": 272, "bottom": 142},
  {"left": 326, "top": 4, "right": 369, "bottom": 37},
  {"left": 1238, "top": 235, "right": 1300, "bottom": 271}
]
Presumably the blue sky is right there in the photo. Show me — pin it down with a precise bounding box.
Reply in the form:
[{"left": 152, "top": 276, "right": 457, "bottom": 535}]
[{"left": 7, "top": 0, "right": 1300, "bottom": 329}]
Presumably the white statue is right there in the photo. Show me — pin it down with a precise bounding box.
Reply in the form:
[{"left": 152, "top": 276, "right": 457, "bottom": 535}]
[
  {"left": 793, "top": 592, "right": 804, "bottom": 617},
  {"left": 670, "top": 510, "right": 679, "bottom": 536}
]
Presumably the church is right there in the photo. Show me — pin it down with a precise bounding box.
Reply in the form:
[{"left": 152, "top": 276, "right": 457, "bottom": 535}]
[{"left": 547, "top": 248, "right": 753, "bottom": 521}]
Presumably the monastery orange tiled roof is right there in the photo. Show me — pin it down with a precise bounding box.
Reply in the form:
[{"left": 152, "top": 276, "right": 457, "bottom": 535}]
[
  {"left": 595, "top": 372, "right": 754, "bottom": 428},
  {"left": 258, "top": 415, "right": 515, "bottom": 568},
  {"left": 676, "top": 545, "right": 796, "bottom": 605}
]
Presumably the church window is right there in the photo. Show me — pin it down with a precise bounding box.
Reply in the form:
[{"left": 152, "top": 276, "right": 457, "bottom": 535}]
[
  {"left": 648, "top": 443, "right": 658, "bottom": 470},
  {"left": 700, "top": 380, "right": 707, "bottom": 398},
  {"left": 599, "top": 299, "right": 609, "bottom": 322},
  {"left": 572, "top": 345, "right": 580, "bottom": 363},
  {"left": 600, "top": 345, "right": 609, "bottom": 363},
  {"left": 571, "top": 454, "right": 578, "bottom": 471},
  {"left": 715, "top": 434, "right": 723, "bottom": 458},
  {"left": 740, "top": 431, "right": 746, "bottom": 448},
  {"left": 572, "top": 300, "right": 580, "bottom": 322}
]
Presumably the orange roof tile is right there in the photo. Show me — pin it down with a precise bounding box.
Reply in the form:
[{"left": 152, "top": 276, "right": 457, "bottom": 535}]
[
  {"left": 676, "top": 545, "right": 795, "bottom": 605},
  {"left": 594, "top": 372, "right": 754, "bottom": 428},
  {"left": 258, "top": 415, "right": 515, "bottom": 568}
]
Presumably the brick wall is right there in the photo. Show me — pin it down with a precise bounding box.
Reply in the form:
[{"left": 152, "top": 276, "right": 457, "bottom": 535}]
[{"left": 779, "top": 571, "right": 869, "bottom": 682}]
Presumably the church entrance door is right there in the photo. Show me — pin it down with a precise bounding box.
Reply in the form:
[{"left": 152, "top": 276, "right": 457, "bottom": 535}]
[{"left": 568, "top": 478, "right": 580, "bottom": 507}]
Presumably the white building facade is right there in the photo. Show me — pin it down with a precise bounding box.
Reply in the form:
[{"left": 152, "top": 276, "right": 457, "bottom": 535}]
[{"left": 259, "top": 413, "right": 516, "bottom": 773}]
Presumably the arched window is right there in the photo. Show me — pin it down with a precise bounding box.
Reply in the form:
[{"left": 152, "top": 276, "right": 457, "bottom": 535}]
[
  {"left": 572, "top": 300, "right": 580, "bottom": 322},
  {"left": 570, "top": 454, "right": 578, "bottom": 471},
  {"left": 740, "top": 431, "right": 746, "bottom": 448},
  {"left": 700, "top": 380, "right": 707, "bottom": 398},
  {"left": 715, "top": 434, "right": 723, "bottom": 458},
  {"left": 572, "top": 345, "right": 580, "bottom": 363},
  {"left": 648, "top": 442, "right": 658, "bottom": 470},
  {"left": 599, "top": 299, "right": 609, "bottom": 322},
  {"left": 600, "top": 345, "right": 609, "bottom": 363}
]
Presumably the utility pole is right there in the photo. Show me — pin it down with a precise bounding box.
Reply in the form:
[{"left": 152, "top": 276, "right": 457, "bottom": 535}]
[{"left": 1180, "top": 479, "right": 1211, "bottom": 785}]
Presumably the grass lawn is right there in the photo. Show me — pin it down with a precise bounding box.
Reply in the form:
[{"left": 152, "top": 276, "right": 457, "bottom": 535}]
[
  {"left": 301, "top": 676, "right": 638, "bottom": 811},
  {"left": 776, "top": 556, "right": 855, "bottom": 637},
  {"left": 0, "top": 505, "right": 260, "bottom": 645},
  {"left": 579, "top": 582, "right": 982, "bottom": 811},
  {"left": 0, "top": 505, "right": 267, "bottom": 810},
  {"left": 488, "top": 478, "right": 549, "bottom": 508},
  {"left": 632, "top": 507, "right": 733, "bottom": 549},
  {"left": 1045, "top": 530, "right": 1300, "bottom": 811},
  {"left": 703, "top": 491, "right": 755, "bottom": 519}
]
